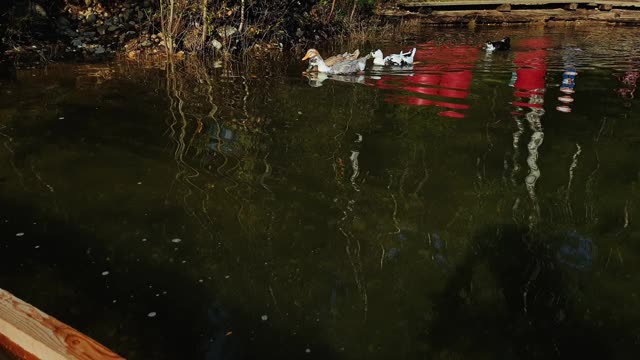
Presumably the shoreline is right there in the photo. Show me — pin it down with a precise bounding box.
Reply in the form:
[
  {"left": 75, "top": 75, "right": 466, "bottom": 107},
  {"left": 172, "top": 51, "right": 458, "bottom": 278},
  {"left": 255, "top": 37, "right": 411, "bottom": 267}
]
[{"left": 376, "top": 7, "right": 640, "bottom": 26}]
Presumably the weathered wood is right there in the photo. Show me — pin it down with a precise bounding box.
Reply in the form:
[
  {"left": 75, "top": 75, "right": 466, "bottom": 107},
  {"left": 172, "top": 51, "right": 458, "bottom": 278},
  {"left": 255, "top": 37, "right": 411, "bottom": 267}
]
[
  {"left": 399, "top": 0, "right": 640, "bottom": 8},
  {"left": 497, "top": 3, "right": 512, "bottom": 11},
  {"left": 565, "top": 2, "right": 579, "bottom": 9},
  {"left": 0, "top": 289, "right": 123, "bottom": 360}
]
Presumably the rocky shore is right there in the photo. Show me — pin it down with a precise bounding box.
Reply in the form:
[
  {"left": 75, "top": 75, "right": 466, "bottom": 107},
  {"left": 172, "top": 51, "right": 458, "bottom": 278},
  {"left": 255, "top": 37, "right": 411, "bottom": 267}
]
[{"left": 1, "top": 0, "right": 245, "bottom": 67}]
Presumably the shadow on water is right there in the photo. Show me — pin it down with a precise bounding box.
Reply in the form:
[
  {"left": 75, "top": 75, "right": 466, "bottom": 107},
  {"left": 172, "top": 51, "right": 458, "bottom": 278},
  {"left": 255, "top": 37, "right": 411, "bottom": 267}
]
[{"left": 423, "top": 224, "right": 630, "bottom": 359}]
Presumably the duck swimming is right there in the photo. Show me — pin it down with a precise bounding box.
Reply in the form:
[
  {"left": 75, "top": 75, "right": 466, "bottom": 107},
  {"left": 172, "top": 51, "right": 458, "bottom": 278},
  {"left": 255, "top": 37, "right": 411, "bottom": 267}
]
[
  {"left": 303, "top": 49, "right": 360, "bottom": 71},
  {"left": 371, "top": 48, "right": 416, "bottom": 66},
  {"left": 484, "top": 37, "right": 511, "bottom": 52},
  {"left": 303, "top": 50, "right": 371, "bottom": 75}
]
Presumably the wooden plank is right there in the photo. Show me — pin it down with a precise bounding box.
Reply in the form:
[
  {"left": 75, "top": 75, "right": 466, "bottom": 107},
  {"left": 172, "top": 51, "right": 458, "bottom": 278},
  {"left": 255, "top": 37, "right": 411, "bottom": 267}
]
[
  {"left": 400, "top": 0, "right": 640, "bottom": 7},
  {"left": 0, "top": 289, "right": 123, "bottom": 360}
]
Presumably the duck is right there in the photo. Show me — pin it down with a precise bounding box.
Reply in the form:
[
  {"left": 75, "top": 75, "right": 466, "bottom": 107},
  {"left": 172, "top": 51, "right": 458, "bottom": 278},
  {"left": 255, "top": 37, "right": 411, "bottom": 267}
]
[
  {"left": 370, "top": 48, "right": 416, "bottom": 66},
  {"left": 303, "top": 49, "right": 360, "bottom": 72},
  {"left": 303, "top": 51, "right": 371, "bottom": 75},
  {"left": 484, "top": 37, "right": 511, "bottom": 52}
]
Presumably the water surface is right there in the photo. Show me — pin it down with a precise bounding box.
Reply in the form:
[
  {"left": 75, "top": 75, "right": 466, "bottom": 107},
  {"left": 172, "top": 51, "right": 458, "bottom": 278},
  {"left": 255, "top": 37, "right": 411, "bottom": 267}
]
[{"left": 1, "top": 27, "right": 639, "bottom": 359}]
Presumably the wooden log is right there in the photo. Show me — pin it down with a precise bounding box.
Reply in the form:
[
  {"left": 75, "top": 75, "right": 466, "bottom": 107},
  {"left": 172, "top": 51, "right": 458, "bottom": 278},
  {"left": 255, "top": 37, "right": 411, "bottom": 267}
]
[
  {"left": 0, "top": 289, "right": 123, "bottom": 360},
  {"left": 496, "top": 4, "right": 512, "bottom": 11},
  {"left": 565, "top": 2, "right": 579, "bottom": 10}
]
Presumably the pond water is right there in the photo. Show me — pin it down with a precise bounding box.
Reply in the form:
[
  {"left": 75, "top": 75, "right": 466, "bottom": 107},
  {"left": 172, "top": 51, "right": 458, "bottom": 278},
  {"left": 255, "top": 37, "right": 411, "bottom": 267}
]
[{"left": 0, "top": 26, "right": 639, "bottom": 359}]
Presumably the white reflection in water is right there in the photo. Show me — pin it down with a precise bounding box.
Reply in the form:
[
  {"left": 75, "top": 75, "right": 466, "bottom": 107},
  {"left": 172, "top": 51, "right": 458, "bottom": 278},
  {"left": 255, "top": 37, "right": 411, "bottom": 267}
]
[
  {"left": 349, "top": 150, "right": 360, "bottom": 192},
  {"left": 565, "top": 143, "right": 582, "bottom": 218},
  {"left": 524, "top": 95, "right": 545, "bottom": 226}
]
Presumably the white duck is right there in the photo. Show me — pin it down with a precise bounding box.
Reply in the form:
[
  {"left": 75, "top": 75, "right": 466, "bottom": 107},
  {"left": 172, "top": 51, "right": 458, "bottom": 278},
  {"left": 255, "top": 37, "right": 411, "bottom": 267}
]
[
  {"left": 371, "top": 48, "right": 416, "bottom": 66},
  {"left": 303, "top": 49, "right": 370, "bottom": 75}
]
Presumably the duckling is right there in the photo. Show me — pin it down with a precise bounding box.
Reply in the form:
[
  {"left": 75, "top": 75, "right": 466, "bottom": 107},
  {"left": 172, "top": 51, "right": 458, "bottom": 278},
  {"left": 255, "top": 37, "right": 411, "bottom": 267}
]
[
  {"left": 485, "top": 37, "right": 511, "bottom": 52},
  {"left": 371, "top": 48, "right": 416, "bottom": 66},
  {"left": 303, "top": 49, "right": 360, "bottom": 71},
  {"left": 305, "top": 53, "right": 371, "bottom": 75}
]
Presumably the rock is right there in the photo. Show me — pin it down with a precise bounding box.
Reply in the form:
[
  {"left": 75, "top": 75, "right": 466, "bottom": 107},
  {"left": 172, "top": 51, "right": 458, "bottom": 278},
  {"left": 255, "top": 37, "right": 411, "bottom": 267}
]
[
  {"left": 97, "top": 25, "right": 107, "bottom": 35},
  {"left": 86, "top": 13, "right": 97, "bottom": 24},
  {"left": 112, "top": 16, "right": 120, "bottom": 25},
  {"left": 108, "top": 25, "right": 118, "bottom": 32},
  {"left": 85, "top": 0, "right": 94, "bottom": 6},
  {"left": 137, "top": 11, "right": 144, "bottom": 21},
  {"left": 141, "top": 40, "right": 151, "bottom": 47},
  {"left": 83, "top": 31, "right": 96, "bottom": 37},
  {"left": 129, "top": 21, "right": 136, "bottom": 26},
  {"left": 94, "top": 46, "right": 105, "bottom": 55},
  {"left": 33, "top": 4, "right": 47, "bottom": 17},
  {"left": 296, "top": 28, "right": 303, "bottom": 38},
  {"left": 71, "top": 39, "right": 84, "bottom": 48},
  {"left": 210, "top": 39, "right": 223, "bottom": 50},
  {"left": 216, "top": 26, "right": 238, "bottom": 38}
]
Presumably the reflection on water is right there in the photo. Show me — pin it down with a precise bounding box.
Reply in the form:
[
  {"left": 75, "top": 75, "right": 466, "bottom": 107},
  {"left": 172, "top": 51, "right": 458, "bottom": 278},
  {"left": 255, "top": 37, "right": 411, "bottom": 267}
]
[
  {"left": 367, "top": 43, "right": 478, "bottom": 118},
  {"left": 615, "top": 57, "right": 640, "bottom": 101},
  {"left": 1, "top": 27, "right": 640, "bottom": 360}
]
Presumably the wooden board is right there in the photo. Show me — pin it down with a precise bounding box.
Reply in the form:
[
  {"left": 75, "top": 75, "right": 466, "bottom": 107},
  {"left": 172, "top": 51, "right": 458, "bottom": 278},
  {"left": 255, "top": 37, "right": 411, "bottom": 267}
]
[
  {"left": 0, "top": 289, "right": 123, "bottom": 360},
  {"left": 400, "top": 0, "right": 640, "bottom": 7}
]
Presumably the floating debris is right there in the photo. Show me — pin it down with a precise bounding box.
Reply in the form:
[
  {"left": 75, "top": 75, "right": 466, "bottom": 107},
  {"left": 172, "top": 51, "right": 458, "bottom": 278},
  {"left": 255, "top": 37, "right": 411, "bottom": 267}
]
[
  {"left": 141, "top": 238, "right": 147, "bottom": 242},
  {"left": 58, "top": 116, "right": 65, "bottom": 120},
  {"left": 101, "top": 271, "right": 110, "bottom": 276},
  {"left": 261, "top": 315, "right": 268, "bottom": 321},
  {"left": 171, "top": 238, "right": 182, "bottom": 243},
  {"left": 137, "top": 181, "right": 142, "bottom": 185},
  {"left": 16, "top": 232, "right": 25, "bottom": 237},
  {"left": 147, "top": 312, "right": 157, "bottom": 318},
  {"left": 305, "top": 348, "right": 311, "bottom": 354},
  {"left": 34, "top": 245, "right": 40, "bottom": 249}
]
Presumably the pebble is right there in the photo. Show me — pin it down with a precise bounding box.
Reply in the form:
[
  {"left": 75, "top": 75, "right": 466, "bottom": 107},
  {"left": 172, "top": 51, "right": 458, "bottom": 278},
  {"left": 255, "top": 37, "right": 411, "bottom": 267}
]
[
  {"left": 305, "top": 348, "right": 311, "bottom": 354},
  {"left": 147, "top": 312, "right": 157, "bottom": 318},
  {"left": 171, "top": 238, "right": 181, "bottom": 243},
  {"left": 101, "top": 271, "right": 109, "bottom": 276},
  {"left": 16, "top": 232, "right": 25, "bottom": 237},
  {"left": 261, "top": 315, "right": 268, "bottom": 321}
]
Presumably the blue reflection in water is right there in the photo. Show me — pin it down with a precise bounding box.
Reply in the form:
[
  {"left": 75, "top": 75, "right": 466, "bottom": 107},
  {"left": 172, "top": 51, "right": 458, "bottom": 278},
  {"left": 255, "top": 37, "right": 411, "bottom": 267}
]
[{"left": 557, "top": 231, "right": 595, "bottom": 270}]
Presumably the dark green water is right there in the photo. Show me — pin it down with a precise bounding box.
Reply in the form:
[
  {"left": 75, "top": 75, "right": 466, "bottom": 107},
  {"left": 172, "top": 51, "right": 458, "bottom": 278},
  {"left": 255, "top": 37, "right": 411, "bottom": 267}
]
[{"left": 1, "top": 27, "right": 639, "bottom": 359}]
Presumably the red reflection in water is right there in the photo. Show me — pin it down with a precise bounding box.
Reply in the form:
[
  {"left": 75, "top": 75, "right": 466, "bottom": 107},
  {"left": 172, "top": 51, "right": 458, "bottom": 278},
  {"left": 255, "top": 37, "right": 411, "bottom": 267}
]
[
  {"left": 368, "top": 44, "right": 480, "bottom": 118},
  {"left": 512, "top": 40, "right": 548, "bottom": 111}
]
